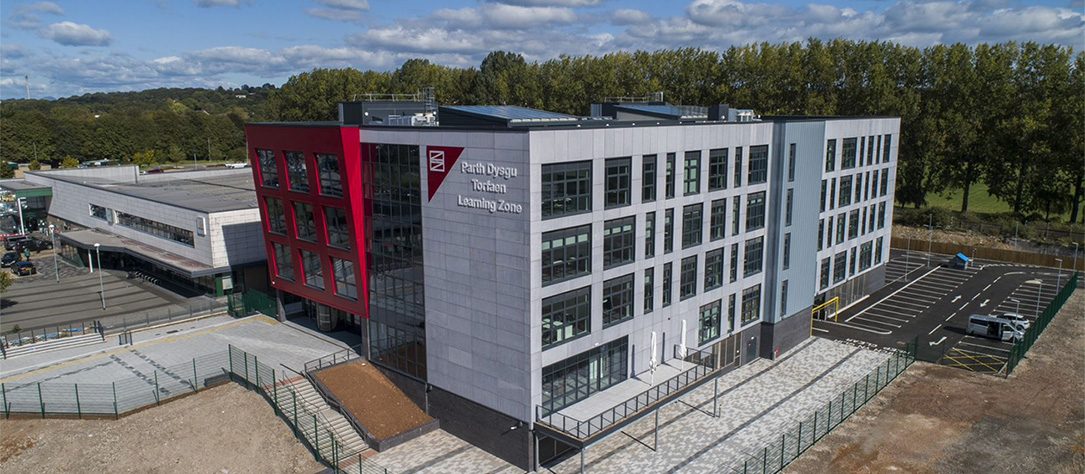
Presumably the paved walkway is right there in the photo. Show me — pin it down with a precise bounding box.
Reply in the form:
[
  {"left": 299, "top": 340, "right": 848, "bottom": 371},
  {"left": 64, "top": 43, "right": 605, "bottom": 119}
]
[{"left": 369, "top": 430, "right": 521, "bottom": 474}]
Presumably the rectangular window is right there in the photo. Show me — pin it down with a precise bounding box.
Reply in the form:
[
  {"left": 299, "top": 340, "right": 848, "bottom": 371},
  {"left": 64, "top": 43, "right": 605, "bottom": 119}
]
[
  {"left": 860, "top": 241, "right": 873, "bottom": 271},
  {"left": 115, "top": 211, "right": 195, "bottom": 247},
  {"left": 698, "top": 300, "right": 722, "bottom": 345},
  {"left": 869, "top": 170, "right": 877, "bottom": 200},
  {"left": 820, "top": 257, "right": 830, "bottom": 289},
  {"left": 859, "top": 137, "right": 865, "bottom": 169},
  {"left": 878, "top": 202, "right": 887, "bottom": 229},
  {"left": 265, "top": 197, "right": 286, "bottom": 235},
  {"left": 876, "top": 135, "right": 882, "bottom": 167},
  {"left": 824, "top": 139, "right": 836, "bottom": 172},
  {"left": 785, "top": 189, "right": 793, "bottom": 227},
  {"left": 542, "top": 161, "right": 592, "bottom": 219},
  {"left": 708, "top": 148, "right": 728, "bottom": 191},
  {"left": 682, "top": 203, "right": 703, "bottom": 249},
  {"left": 731, "top": 196, "right": 741, "bottom": 236},
  {"left": 257, "top": 149, "right": 279, "bottom": 188},
  {"left": 850, "top": 247, "right": 858, "bottom": 276},
  {"left": 855, "top": 173, "right": 863, "bottom": 203},
  {"left": 861, "top": 207, "right": 868, "bottom": 236},
  {"left": 302, "top": 249, "right": 323, "bottom": 289},
  {"left": 332, "top": 258, "right": 357, "bottom": 300},
  {"left": 842, "top": 138, "right": 857, "bottom": 169},
  {"left": 90, "top": 204, "right": 108, "bottom": 221},
  {"left": 286, "top": 151, "right": 310, "bottom": 193},
  {"left": 680, "top": 256, "right": 697, "bottom": 300},
  {"left": 605, "top": 157, "right": 632, "bottom": 209},
  {"left": 875, "top": 236, "right": 884, "bottom": 264},
  {"left": 833, "top": 251, "right": 847, "bottom": 283},
  {"left": 783, "top": 233, "right": 791, "bottom": 270},
  {"left": 317, "top": 154, "right": 343, "bottom": 197},
  {"left": 743, "top": 236, "right": 764, "bottom": 277},
  {"left": 747, "top": 145, "right": 768, "bottom": 184},
  {"left": 836, "top": 213, "right": 846, "bottom": 243},
  {"left": 867, "top": 136, "right": 875, "bottom": 165},
  {"left": 869, "top": 204, "right": 877, "bottom": 233},
  {"left": 849, "top": 209, "right": 860, "bottom": 239},
  {"left": 787, "top": 143, "right": 796, "bottom": 182},
  {"left": 733, "top": 147, "right": 744, "bottom": 188},
  {"left": 541, "top": 337, "right": 627, "bottom": 415},
  {"left": 645, "top": 211, "right": 656, "bottom": 258},
  {"left": 741, "top": 284, "right": 761, "bottom": 324},
  {"left": 710, "top": 199, "right": 726, "bottom": 241},
  {"left": 662, "top": 263, "right": 673, "bottom": 307},
  {"left": 665, "top": 153, "right": 676, "bottom": 199},
  {"left": 745, "top": 191, "right": 766, "bottom": 232},
  {"left": 273, "top": 242, "right": 294, "bottom": 281},
  {"left": 704, "top": 248, "right": 724, "bottom": 291},
  {"left": 642, "top": 154, "right": 657, "bottom": 203},
  {"left": 817, "top": 219, "right": 825, "bottom": 251},
  {"left": 325, "top": 206, "right": 350, "bottom": 248},
  {"left": 780, "top": 280, "right": 789, "bottom": 316},
  {"left": 829, "top": 178, "right": 837, "bottom": 210},
  {"left": 542, "top": 225, "right": 592, "bottom": 285},
  {"left": 838, "top": 175, "right": 852, "bottom": 207},
  {"left": 603, "top": 217, "right": 636, "bottom": 269},
  {"left": 602, "top": 274, "right": 635, "bottom": 327},
  {"left": 729, "top": 243, "right": 739, "bottom": 283},
  {"left": 684, "top": 151, "right": 701, "bottom": 195},
  {"left": 883, "top": 135, "right": 892, "bottom": 162},
  {"left": 826, "top": 216, "right": 834, "bottom": 247},
  {"left": 294, "top": 202, "right": 317, "bottom": 241},
  {"left": 664, "top": 208, "right": 674, "bottom": 254},
  {"left": 820, "top": 179, "right": 827, "bottom": 212},
  {"left": 644, "top": 268, "right": 655, "bottom": 314},
  {"left": 542, "top": 286, "right": 591, "bottom": 349},
  {"left": 880, "top": 171, "right": 889, "bottom": 196}
]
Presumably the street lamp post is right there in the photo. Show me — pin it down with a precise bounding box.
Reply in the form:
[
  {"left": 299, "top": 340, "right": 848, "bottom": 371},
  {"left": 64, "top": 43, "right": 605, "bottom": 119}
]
[
  {"left": 927, "top": 213, "right": 933, "bottom": 268},
  {"left": 95, "top": 243, "right": 105, "bottom": 310},
  {"left": 1055, "top": 258, "right": 1063, "bottom": 292},
  {"left": 1073, "top": 242, "right": 1079, "bottom": 276},
  {"left": 49, "top": 224, "right": 58, "bottom": 283},
  {"left": 16, "top": 197, "right": 26, "bottom": 235},
  {"left": 905, "top": 237, "right": 911, "bottom": 282},
  {"left": 1036, "top": 280, "right": 1043, "bottom": 316},
  {"left": 1010, "top": 297, "right": 1020, "bottom": 317}
]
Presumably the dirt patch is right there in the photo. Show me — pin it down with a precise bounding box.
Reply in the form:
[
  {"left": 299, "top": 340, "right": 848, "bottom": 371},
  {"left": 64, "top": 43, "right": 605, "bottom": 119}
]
[
  {"left": 314, "top": 361, "right": 432, "bottom": 440},
  {"left": 0, "top": 383, "right": 322, "bottom": 473},
  {"left": 787, "top": 292, "right": 1085, "bottom": 474}
]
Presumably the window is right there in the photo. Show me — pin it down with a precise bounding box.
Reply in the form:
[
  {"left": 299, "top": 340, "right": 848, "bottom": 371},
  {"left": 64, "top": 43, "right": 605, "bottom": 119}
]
[
  {"left": 826, "top": 216, "right": 834, "bottom": 247},
  {"left": 824, "top": 139, "right": 836, "bottom": 172},
  {"left": 829, "top": 178, "right": 837, "bottom": 210},
  {"left": 273, "top": 242, "right": 294, "bottom": 281},
  {"left": 645, "top": 211, "right": 656, "bottom": 258},
  {"left": 860, "top": 241, "right": 873, "bottom": 271},
  {"left": 783, "top": 233, "right": 791, "bottom": 270},
  {"left": 642, "top": 155, "right": 657, "bottom": 203},
  {"left": 302, "top": 250, "right": 323, "bottom": 289},
  {"left": 731, "top": 196, "right": 741, "bottom": 236},
  {"left": 883, "top": 135, "right": 892, "bottom": 162},
  {"left": 541, "top": 337, "right": 627, "bottom": 415},
  {"left": 848, "top": 209, "right": 860, "bottom": 240},
  {"left": 861, "top": 207, "right": 868, "bottom": 235},
  {"left": 710, "top": 199, "right": 726, "bottom": 241},
  {"left": 869, "top": 170, "right": 877, "bottom": 200},
  {"left": 704, "top": 248, "right": 724, "bottom": 291},
  {"left": 869, "top": 204, "right": 877, "bottom": 233},
  {"left": 875, "top": 236, "right": 884, "bottom": 264},
  {"left": 294, "top": 202, "right": 317, "bottom": 241},
  {"left": 665, "top": 153, "right": 676, "bottom": 199},
  {"left": 729, "top": 243, "right": 739, "bottom": 283},
  {"left": 741, "top": 284, "right": 761, "bottom": 324},
  {"left": 664, "top": 208, "right": 674, "bottom": 254},
  {"left": 728, "top": 294, "right": 736, "bottom": 333},
  {"left": 878, "top": 202, "right": 887, "bottom": 229},
  {"left": 743, "top": 236, "right": 764, "bottom": 277},
  {"left": 854, "top": 173, "right": 863, "bottom": 203},
  {"left": 542, "top": 225, "right": 592, "bottom": 285},
  {"left": 875, "top": 135, "right": 882, "bottom": 167},
  {"left": 680, "top": 256, "right": 697, "bottom": 300},
  {"left": 266, "top": 198, "right": 286, "bottom": 234},
  {"left": 867, "top": 136, "right": 875, "bottom": 165},
  {"left": 818, "top": 219, "right": 825, "bottom": 251},
  {"left": 542, "top": 286, "right": 591, "bottom": 349},
  {"left": 842, "top": 138, "right": 857, "bottom": 169},
  {"left": 603, "top": 217, "right": 636, "bottom": 269},
  {"left": 785, "top": 189, "right": 793, "bottom": 226},
  {"left": 662, "top": 263, "right": 673, "bottom": 307},
  {"left": 332, "top": 258, "right": 357, "bottom": 300},
  {"left": 286, "top": 151, "right": 309, "bottom": 193},
  {"left": 880, "top": 171, "right": 889, "bottom": 196},
  {"left": 257, "top": 149, "right": 279, "bottom": 188},
  {"left": 733, "top": 147, "right": 744, "bottom": 187},
  {"left": 605, "top": 157, "right": 632, "bottom": 208},
  {"left": 747, "top": 145, "right": 768, "bottom": 184},
  {"left": 850, "top": 247, "right": 858, "bottom": 276},
  {"left": 684, "top": 151, "right": 701, "bottom": 195},
  {"left": 838, "top": 175, "right": 852, "bottom": 207},
  {"left": 833, "top": 251, "right": 847, "bottom": 283},
  {"left": 708, "top": 148, "right": 728, "bottom": 191},
  {"left": 603, "top": 274, "right": 635, "bottom": 327},
  {"left": 820, "top": 180, "right": 827, "bottom": 212},
  {"left": 90, "top": 204, "right": 108, "bottom": 221},
  {"left": 787, "top": 144, "right": 796, "bottom": 182},
  {"left": 836, "top": 213, "right": 846, "bottom": 243},
  {"left": 780, "top": 280, "right": 789, "bottom": 316},
  {"left": 115, "top": 211, "right": 194, "bottom": 247},
  {"left": 820, "top": 257, "right": 830, "bottom": 289},
  {"left": 644, "top": 268, "right": 655, "bottom": 314},
  {"left": 745, "top": 192, "right": 766, "bottom": 232},
  {"left": 682, "top": 204, "right": 703, "bottom": 249},
  {"left": 859, "top": 136, "right": 865, "bottom": 168},
  {"left": 317, "top": 154, "right": 343, "bottom": 197},
  {"left": 698, "top": 300, "right": 722, "bottom": 345},
  {"left": 325, "top": 207, "right": 350, "bottom": 249},
  {"left": 542, "top": 161, "right": 592, "bottom": 218}
]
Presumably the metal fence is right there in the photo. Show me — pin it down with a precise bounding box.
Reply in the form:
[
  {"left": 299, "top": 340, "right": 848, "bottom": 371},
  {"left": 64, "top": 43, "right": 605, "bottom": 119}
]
[
  {"left": 227, "top": 289, "right": 277, "bottom": 318},
  {"left": 304, "top": 343, "right": 365, "bottom": 373},
  {"left": 99, "top": 298, "right": 227, "bottom": 334},
  {"left": 724, "top": 344, "right": 916, "bottom": 474},
  {"left": 1005, "top": 272, "right": 1079, "bottom": 375},
  {"left": 1, "top": 319, "right": 101, "bottom": 349}
]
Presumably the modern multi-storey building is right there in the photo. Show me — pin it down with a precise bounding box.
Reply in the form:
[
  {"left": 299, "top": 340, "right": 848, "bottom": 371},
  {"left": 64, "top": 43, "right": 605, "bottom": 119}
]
[{"left": 245, "top": 103, "right": 898, "bottom": 469}]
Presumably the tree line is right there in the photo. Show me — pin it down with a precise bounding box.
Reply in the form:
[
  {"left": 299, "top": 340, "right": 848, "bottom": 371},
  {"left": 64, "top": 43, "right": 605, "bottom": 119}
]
[{"left": 2, "top": 41, "right": 1082, "bottom": 223}]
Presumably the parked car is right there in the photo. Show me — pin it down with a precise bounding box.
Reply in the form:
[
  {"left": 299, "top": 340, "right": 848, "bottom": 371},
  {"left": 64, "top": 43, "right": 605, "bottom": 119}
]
[
  {"left": 25, "top": 238, "right": 53, "bottom": 252},
  {"left": 4, "top": 235, "right": 28, "bottom": 251},
  {"left": 999, "top": 313, "right": 1031, "bottom": 330},
  {"left": 1, "top": 251, "right": 18, "bottom": 267},
  {"left": 12, "top": 261, "right": 36, "bottom": 276}
]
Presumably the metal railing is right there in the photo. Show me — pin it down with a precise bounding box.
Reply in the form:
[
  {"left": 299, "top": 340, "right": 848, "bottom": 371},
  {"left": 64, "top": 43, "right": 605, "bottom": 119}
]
[
  {"left": 1, "top": 319, "right": 101, "bottom": 349},
  {"left": 1005, "top": 272, "right": 1079, "bottom": 375},
  {"left": 536, "top": 345, "right": 719, "bottom": 441},
  {"left": 304, "top": 343, "right": 365, "bottom": 373},
  {"left": 724, "top": 344, "right": 916, "bottom": 474}
]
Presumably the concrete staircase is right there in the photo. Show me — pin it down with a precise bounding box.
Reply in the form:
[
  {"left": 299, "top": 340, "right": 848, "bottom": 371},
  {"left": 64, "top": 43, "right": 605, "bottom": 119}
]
[
  {"left": 281, "top": 377, "right": 371, "bottom": 459},
  {"left": 2, "top": 332, "right": 103, "bottom": 359}
]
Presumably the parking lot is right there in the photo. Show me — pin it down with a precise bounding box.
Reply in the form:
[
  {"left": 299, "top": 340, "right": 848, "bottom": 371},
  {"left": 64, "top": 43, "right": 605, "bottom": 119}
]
[{"left": 816, "top": 249, "right": 1069, "bottom": 375}]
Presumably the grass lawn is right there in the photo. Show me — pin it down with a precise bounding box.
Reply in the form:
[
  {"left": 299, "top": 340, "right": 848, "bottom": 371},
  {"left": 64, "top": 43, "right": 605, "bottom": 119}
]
[{"left": 906, "top": 182, "right": 1073, "bottom": 221}]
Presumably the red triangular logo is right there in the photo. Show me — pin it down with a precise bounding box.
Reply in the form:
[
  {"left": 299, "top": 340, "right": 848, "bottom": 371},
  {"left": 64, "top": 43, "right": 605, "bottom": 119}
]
[{"left": 426, "top": 146, "right": 463, "bottom": 200}]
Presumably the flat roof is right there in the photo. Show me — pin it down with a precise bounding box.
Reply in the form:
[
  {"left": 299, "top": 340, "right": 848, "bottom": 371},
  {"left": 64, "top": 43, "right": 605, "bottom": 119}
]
[
  {"left": 59, "top": 228, "right": 224, "bottom": 277},
  {"left": 0, "top": 180, "right": 50, "bottom": 192},
  {"left": 614, "top": 103, "right": 708, "bottom": 120},
  {"left": 43, "top": 170, "right": 258, "bottom": 214}
]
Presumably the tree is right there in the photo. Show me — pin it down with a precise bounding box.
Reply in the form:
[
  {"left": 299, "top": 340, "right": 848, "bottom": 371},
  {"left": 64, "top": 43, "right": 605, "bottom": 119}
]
[
  {"left": 27, "top": 159, "right": 41, "bottom": 171},
  {"left": 132, "top": 149, "right": 157, "bottom": 167},
  {"left": 60, "top": 155, "right": 79, "bottom": 169},
  {"left": 0, "top": 163, "right": 12, "bottom": 179}
]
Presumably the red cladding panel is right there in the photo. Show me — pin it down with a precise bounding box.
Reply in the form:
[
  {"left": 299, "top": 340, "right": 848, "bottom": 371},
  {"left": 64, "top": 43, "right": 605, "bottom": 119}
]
[{"left": 245, "top": 124, "right": 368, "bottom": 318}]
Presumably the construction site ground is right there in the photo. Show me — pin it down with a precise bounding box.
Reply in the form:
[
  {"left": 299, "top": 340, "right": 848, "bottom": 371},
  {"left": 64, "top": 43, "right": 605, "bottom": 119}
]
[
  {"left": 0, "top": 382, "right": 322, "bottom": 473},
  {"left": 314, "top": 360, "right": 432, "bottom": 440},
  {"left": 787, "top": 291, "right": 1085, "bottom": 474}
]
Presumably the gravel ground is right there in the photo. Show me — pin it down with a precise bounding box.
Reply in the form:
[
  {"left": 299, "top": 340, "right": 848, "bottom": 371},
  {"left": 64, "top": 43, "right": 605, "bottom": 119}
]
[
  {"left": 786, "top": 291, "right": 1085, "bottom": 474},
  {"left": 0, "top": 383, "right": 323, "bottom": 473},
  {"left": 314, "top": 361, "right": 432, "bottom": 440}
]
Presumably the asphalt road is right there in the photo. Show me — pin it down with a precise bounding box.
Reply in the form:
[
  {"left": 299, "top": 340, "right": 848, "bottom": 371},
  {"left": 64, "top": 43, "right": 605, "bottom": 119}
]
[{"left": 815, "top": 249, "right": 1070, "bottom": 374}]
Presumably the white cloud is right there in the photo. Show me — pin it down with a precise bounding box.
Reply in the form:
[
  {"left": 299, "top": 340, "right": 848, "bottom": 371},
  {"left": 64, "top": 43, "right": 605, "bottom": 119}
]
[
  {"left": 488, "top": 0, "right": 602, "bottom": 6},
  {"left": 8, "top": 1, "right": 64, "bottom": 30},
  {"left": 434, "top": 4, "right": 577, "bottom": 30},
  {"left": 41, "top": 22, "right": 112, "bottom": 47},
  {"left": 612, "top": 9, "right": 652, "bottom": 26},
  {"left": 307, "top": 0, "right": 369, "bottom": 21},
  {"left": 314, "top": 0, "right": 368, "bottom": 10},
  {"left": 195, "top": 0, "right": 243, "bottom": 7}
]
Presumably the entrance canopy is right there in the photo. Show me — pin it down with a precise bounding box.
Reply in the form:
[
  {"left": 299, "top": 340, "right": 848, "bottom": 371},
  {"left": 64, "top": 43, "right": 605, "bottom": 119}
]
[{"left": 59, "top": 228, "right": 227, "bottom": 278}]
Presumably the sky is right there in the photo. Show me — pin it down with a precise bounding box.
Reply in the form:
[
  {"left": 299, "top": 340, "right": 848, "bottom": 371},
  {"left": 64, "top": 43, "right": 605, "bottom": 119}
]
[{"left": 1, "top": 0, "right": 1083, "bottom": 99}]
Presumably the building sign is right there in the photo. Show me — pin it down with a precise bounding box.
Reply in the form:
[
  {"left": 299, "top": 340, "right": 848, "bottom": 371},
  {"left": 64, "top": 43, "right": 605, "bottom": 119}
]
[
  {"left": 427, "top": 146, "right": 464, "bottom": 200},
  {"left": 427, "top": 146, "right": 523, "bottom": 215}
]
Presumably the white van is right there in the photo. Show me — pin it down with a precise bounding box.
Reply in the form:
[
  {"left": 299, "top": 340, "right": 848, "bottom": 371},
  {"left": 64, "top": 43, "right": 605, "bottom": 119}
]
[
  {"left": 999, "top": 313, "right": 1031, "bottom": 331},
  {"left": 966, "top": 314, "right": 1024, "bottom": 343}
]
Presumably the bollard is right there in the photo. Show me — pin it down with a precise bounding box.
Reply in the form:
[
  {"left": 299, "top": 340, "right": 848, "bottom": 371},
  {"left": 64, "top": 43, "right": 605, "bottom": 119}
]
[{"left": 75, "top": 383, "right": 82, "bottom": 418}]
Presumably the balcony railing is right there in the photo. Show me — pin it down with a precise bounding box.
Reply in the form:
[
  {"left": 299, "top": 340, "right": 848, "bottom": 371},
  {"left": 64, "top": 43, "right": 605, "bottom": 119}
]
[{"left": 303, "top": 343, "right": 365, "bottom": 373}]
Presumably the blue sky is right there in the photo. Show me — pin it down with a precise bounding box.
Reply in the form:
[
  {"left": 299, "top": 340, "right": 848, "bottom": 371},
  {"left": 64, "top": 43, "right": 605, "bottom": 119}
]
[{"left": 1, "top": 0, "right": 1082, "bottom": 99}]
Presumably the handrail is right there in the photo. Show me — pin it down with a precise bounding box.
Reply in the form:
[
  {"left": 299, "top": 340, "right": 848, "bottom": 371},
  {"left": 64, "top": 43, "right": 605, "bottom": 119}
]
[{"left": 303, "top": 343, "right": 366, "bottom": 373}]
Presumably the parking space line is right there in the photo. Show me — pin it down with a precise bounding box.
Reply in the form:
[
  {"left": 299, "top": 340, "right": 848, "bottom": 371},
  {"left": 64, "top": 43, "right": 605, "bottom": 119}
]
[
  {"left": 813, "top": 318, "right": 892, "bottom": 335},
  {"left": 957, "top": 341, "right": 1012, "bottom": 354},
  {"left": 859, "top": 313, "right": 910, "bottom": 323},
  {"left": 850, "top": 316, "right": 901, "bottom": 328},
  {"left": 867, "top": 308, "right": 920, "bottom": 318},
  {"left": 845, "top": 266, "right": 939, "bottom": 322}
]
